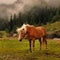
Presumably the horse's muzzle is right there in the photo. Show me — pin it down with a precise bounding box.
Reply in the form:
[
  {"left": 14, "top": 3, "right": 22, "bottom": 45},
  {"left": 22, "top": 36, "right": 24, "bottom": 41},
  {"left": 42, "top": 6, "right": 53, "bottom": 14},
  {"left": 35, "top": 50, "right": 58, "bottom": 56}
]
[{"left": 19, "top": 39, "right": 22, "bottom": 41}]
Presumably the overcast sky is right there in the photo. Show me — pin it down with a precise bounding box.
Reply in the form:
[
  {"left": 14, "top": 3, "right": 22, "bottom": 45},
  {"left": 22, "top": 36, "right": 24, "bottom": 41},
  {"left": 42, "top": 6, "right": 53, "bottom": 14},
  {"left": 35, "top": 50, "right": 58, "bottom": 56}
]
[
  {"left": 0, "top": 0, "right": 50, "bottom": 4},
  {"left": 0, "top": 0, "right": 60, "bottom": 19},
  {"left": 0, "top": 0, "right": 17, "bottom": 4}
]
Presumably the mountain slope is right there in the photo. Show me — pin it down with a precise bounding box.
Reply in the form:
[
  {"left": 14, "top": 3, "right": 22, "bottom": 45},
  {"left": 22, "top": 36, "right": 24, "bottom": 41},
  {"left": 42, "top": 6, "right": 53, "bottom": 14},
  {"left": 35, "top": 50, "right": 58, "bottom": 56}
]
[{"left": 44, "top": 21, "right": 60, "bottom": 34}]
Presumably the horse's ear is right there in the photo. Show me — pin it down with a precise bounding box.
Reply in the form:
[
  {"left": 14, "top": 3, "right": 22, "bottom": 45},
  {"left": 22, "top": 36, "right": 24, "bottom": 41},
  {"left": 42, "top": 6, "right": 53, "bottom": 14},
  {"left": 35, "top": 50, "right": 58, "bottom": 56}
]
[{"left": 23, "top": 23, "right": 26, "bottom": 26}]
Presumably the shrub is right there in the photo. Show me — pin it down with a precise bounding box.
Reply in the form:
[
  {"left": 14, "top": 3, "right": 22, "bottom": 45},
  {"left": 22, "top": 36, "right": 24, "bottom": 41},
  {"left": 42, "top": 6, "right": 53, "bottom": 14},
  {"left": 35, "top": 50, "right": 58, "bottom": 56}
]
[{"left": 0, "top": 31, "right": 7, "bottom": 38}]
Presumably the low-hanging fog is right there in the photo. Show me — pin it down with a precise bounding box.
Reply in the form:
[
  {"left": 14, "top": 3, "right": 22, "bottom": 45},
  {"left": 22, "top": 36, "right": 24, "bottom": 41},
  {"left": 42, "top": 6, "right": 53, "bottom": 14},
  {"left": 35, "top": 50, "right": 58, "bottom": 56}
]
[{"left": 0, "top": 0, "right": 60, "bottom": 20}]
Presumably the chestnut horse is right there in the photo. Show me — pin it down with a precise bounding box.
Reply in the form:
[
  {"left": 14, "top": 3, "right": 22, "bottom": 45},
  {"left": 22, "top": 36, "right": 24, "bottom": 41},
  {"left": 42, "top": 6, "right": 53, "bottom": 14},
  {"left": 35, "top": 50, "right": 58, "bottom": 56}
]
[{"left": 16, "top": 24, "right": 47, "bottom": 52}]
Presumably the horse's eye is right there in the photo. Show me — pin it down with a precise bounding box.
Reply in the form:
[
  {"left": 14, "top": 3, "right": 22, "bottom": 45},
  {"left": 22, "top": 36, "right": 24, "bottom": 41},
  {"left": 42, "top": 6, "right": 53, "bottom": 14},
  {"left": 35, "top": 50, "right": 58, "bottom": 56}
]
[{"left": 22, "top": 29, "right": 24, "bottom": 30}]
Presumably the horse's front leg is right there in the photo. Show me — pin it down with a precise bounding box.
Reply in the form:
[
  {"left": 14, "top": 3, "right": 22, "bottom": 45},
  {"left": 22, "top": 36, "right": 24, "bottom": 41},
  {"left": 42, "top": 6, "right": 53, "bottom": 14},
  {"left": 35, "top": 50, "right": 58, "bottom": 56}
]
[{"left": 29, "top": 40, "right": 35, "bottom": 52}]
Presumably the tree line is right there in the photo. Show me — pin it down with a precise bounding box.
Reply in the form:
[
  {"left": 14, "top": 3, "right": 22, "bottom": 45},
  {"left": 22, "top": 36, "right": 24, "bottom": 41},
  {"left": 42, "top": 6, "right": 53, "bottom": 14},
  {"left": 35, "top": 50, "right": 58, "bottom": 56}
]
[{"left": 0, "top": 6, "right": 60, "bottom": 32}]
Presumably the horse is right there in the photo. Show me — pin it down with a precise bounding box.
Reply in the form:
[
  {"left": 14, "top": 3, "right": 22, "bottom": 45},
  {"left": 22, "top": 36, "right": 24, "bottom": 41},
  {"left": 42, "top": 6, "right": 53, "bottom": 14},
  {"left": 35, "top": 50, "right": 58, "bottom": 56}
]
[{"left": 16, "top": 24, "right": 47, "bottom": 52}]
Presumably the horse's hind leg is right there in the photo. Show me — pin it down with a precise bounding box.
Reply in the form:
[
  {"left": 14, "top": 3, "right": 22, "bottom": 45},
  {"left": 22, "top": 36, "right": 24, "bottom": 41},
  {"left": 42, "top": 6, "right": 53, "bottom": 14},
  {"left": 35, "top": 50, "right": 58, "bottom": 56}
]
[
  {"left": 33, "top": 40, "right": 35, "bottom": 51},
  {"left": 39, "top": 38, "right": 42, "bottom": 50},
  {"left": 29, "top": 40, "right": 32, "bottom": 52},
  {"left": 43, "top": 36, "right": 48, "bottom": 49}
]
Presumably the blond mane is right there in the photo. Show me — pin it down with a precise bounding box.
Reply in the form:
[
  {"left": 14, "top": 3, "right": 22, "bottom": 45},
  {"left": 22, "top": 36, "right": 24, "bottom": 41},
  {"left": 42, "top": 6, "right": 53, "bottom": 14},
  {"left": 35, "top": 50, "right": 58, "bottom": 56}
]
[
  {"left": 16, "top": 24, "right": 27, "bottom": 33},
  {"left": 16, "top": 24, "right": 34, "bottom": 33}
]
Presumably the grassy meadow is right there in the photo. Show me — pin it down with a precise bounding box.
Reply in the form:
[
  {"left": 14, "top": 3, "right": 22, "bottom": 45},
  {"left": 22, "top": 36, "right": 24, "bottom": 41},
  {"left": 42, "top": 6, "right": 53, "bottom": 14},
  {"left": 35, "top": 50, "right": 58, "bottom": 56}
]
[
  {"left": 0, "top": 21, "right": 60, "bottom": 60},
  {"left": 0, "top": 38, "right": 60, "bottom": 60}
]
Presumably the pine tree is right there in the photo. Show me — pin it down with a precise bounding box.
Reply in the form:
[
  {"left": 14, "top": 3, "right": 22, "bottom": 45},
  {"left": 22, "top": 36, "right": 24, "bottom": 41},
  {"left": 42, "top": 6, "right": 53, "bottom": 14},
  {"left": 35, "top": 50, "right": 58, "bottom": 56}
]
[{"left": 9, "top": 15, "right": 13, "bottom": 32}]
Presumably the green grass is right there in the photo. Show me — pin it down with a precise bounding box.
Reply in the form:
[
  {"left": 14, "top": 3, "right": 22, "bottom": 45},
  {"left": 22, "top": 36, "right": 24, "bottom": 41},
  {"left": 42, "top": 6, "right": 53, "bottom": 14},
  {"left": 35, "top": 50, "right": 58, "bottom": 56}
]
[{"left": 0, "top": 38, "right": 60, "bottom": 60}]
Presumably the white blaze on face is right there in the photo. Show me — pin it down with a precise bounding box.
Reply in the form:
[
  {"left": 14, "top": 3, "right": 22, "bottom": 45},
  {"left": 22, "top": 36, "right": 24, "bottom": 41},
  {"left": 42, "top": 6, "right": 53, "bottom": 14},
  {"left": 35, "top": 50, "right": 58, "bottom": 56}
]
[
  {"left": 21, "top": 24, "right": 27, "bottom": 33},
  {"left": 16, "top": 24, "right": 27, "bottom": 40},
  {"left": 18, "top": 32, "right": 21, "bottom": 41},
  {"left": 16, "top": 28, "right": 22, "bottom": 40}
]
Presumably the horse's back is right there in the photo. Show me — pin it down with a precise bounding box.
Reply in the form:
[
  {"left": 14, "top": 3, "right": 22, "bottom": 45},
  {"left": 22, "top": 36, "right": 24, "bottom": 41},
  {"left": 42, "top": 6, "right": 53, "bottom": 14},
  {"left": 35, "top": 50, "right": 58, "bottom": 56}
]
[
  {"left": 26, "top": 25, "right": 46, "bottom": 38},
  {"left": 36, "top": 26, "right": 46, "bottom": 36},
  {"left": 27, "top": 25, "right": 38, "bottom": 37}
]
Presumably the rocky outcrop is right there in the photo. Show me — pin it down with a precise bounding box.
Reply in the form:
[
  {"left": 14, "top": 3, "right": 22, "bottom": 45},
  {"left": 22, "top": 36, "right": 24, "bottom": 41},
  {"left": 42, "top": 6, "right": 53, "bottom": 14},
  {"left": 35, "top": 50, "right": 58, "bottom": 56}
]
[{"left": 47, "top": 30, "right": 60, "bottom": 39}]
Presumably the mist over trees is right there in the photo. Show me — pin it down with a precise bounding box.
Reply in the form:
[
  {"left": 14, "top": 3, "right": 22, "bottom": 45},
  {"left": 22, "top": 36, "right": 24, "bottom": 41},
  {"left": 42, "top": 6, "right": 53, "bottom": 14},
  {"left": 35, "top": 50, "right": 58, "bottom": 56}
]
[{"left": 0, "top": 6, "right": 60, "bottom": 32}]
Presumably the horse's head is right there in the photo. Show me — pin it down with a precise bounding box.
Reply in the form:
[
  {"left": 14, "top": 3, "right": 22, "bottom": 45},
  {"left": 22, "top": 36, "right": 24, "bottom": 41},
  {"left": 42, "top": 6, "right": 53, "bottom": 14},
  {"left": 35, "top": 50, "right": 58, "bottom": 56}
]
[{"left": 16, "top": 24, "right": 27, "bottom": 41}]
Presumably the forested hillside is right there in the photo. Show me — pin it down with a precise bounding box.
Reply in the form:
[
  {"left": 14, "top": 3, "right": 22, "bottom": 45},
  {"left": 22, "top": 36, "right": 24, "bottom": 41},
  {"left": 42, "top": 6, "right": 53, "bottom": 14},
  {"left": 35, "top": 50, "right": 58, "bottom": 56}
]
[{"left": 0, "top": 6, "right": 60, "bottom": 32}]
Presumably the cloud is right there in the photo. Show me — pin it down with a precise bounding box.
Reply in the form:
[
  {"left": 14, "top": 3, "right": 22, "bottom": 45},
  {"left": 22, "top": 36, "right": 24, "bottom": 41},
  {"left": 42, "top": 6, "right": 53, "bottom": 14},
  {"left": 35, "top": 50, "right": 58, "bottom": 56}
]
[
  {"left": 7, "top": 0, "right": 46, "bottom": 16},
  {"left": 0, "top": 0, "right": 43, "bottom": 19},
  {"left": 0, "top": 0, "right": 17, "bottom": 4},
  {"left": 48, "top": 0, "right": 60, "bottom": 7},
  {"left": 0, "top": 0, "right": 60, "bottom": 20}
]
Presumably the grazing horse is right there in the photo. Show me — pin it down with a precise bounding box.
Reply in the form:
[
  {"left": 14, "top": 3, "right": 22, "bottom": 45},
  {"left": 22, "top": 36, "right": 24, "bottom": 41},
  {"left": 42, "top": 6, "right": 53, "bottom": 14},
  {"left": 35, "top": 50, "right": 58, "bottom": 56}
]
[{"left": 16, "top": 24, "right": 47, "bottom": 52}]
